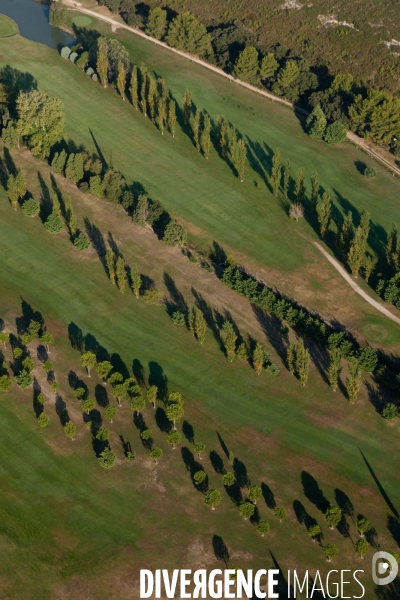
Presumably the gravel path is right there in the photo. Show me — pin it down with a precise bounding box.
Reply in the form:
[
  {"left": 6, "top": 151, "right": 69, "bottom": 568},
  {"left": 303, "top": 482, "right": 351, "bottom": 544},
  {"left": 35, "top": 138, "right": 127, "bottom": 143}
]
[{"left": 314, "top": 242, "right": 400, "bottom": 326}]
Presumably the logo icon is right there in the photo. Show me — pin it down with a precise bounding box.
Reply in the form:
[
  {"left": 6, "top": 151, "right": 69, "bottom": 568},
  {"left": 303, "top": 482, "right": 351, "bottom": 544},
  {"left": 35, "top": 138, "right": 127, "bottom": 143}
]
[{"left": 372, "top": 551, "right": 398, "bottom": 586}]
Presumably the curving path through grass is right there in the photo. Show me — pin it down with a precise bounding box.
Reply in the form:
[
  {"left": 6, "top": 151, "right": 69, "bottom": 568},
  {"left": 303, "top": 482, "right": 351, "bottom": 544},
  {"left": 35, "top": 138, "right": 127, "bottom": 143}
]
[{"left": 314, "top": 241, "right": 400, "bottom": 326}]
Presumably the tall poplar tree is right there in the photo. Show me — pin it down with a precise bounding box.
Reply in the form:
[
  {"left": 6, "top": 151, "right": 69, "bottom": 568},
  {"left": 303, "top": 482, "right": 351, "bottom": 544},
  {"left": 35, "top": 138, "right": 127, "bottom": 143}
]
[
  {"left": 97, "top": 37, "right": 109, "bottom": 88},
  {"left": 253, "top": 342, "right": 264, "bottom": 375},
  {"left": 221, "top": 321, "right": 237, "bottom": 362},
  {"left": 193, "top": 108, "right": 201, "bottom": 151},
  {"left": 167, "top": 99, "right": 176, "bottom": 137},
  {"left": 318, "top": 190, "right": 332, "bottom": 238},
  {"left": 129, "top": 65, "right": 138, "bottom": 109},
  {"left": 297, "top": 338, "right": 310, "bottom": 386},
  {"left": 117, "top": 60, "right": 127, "bottom": 100},
  {"left": 182, "top": 89, "right": 192, "bottom": 127},
  {"left": 201, "top": 114, "right": 211, "bottom": 159},
  {"left": 287, "top": 341, "right": 296, "bottom": 376},
  {"left": 337, "top": 211, "right": 354, "bottom": 258},
  {"left": 282, "top": 160, "right": 290, "bottom": 198},
  {"left": 294, "top": 168, "right": 306, "bottom": 204},
  {"left": 147, "top": 75, "right": 157, "bottom": 122},
  {"left": 328, "top": 349, "right": 341, "bottom": 391},
  {"left": 347, "top": 210, "right": 370, "bottom": 277},
  {"left": 105, "top": 249, "right": 116, "bottom": 284},
  {"left": 157, "top": 97, "right": 166, "bottom": 134},
  {"left": 234, "top": 138, "right": 247, "bottom": 182},
  {"left": 130, "top": 264, "right": 142, "bottom": 298},
  {"left": 139, "top": 64, "right": 148, "bottom": 116},
  {"left": 116, "top": 256, "right": 126, "bottom": 293},
  {"left": 310, "top": 171, "right": 319, "bottom": 208},
  {"left": 217, "top": 115, "right": 229, "bottom": 158},
  {"left": 270, "top": 148, "right": 282, "bottom": 196},
  {"left": 346, "top": 359, "right": 361, "bottom": 403}
]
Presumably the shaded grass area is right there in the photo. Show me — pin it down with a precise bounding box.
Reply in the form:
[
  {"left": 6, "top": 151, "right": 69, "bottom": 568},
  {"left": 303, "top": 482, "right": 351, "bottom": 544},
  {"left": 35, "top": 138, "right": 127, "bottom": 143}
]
[{"left": 0, "top": 167, "right": 399, "bottom": 597}]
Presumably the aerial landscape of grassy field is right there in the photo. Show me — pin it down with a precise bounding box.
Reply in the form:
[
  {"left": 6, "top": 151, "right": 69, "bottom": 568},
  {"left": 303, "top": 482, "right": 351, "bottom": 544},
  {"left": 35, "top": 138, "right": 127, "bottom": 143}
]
[{"left": 0, "top": 3, "right": 399, "bottom": 599}]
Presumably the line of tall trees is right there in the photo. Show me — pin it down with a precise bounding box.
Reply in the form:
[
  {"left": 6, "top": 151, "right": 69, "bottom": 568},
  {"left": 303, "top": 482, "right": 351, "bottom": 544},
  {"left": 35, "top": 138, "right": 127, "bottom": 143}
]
[{"left": 90, "top": 2, "right": 400, "bottom": 152}]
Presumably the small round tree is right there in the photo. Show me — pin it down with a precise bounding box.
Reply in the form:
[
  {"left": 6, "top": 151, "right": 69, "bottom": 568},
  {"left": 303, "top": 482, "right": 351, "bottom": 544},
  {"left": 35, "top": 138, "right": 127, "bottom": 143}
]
[
  {"left": 64, "top": 422, "right": 77, "bottom": 440},
  {"left": 50, "top": 382, "right": 60, "bottom": 395},
  {"left": 324, "top": 506, "right": 342, "bottom": 529},
  {"left": 166, "top": 430, "right": 182, "bottom": 449},
  {"left": 40, "top": 333, "right": 54, "bottom": 352},
  {"left": 22, "top": 198, "right": 40, "bottom": 217},
  {"left": 126, "top": 450, "right": 136, "bottom": 462},
  {"left": 0, "top": 332, "right": 10, "bottom": 348},
  {"left": 96, "top": 361, "right": 113, "bottom": 384},
  {"left": 22, "top": 356, "right": 35, "bottom": 372},
  {"left": 166, "top": 402, "right": 184, "bottom": 430},
  {"left": 354, "top": 539, "right": 370, "bottom": 559},
  {"left": 146, "top": 385, "right": 158, "bottom": 408},
  {"left": 98, "top": 447, "right": 116, "bottom": 469},
  {"left": 74, "top": 387, "right": 86, "bottom": 400},
  {"left": 275, "top": 507, "right": 286, "bottom": 523},
  {"left": 247, "top": 485, "right": 263, "bottom": 504},
  {"left": 81, "top": 398, "right": 96, "bottom": 414},
  {"left": 308, "top": 524, "right": 322, "bottom": 542},
  {"left": 42, "top": 360, "right": 53, "bottom": 372},
  {"left": 36, "top": 392, "right": 45, "bottom": 405},
  {"left": 104, "top": 405, "right": 117, "bottom": 423},
  {"left": 356, "top": 517, "right": 372, "bottom": 538},
  {"left": 108, "top": 372, "right": 123, "bottom": 386},
  {"left": 204, "top": 489, "right": 222, "bottom": 510},
  {"left": 111, "top": 383, "right": 127, "bottom": 407},
  {"left": 239, "top": 502, "right": 255, "bottom": 520},
  {"left": 194, "top": 442, "right": 206, "bottom": 459},
  {"left": 0, "top": 375, "right": 12, "bottom": 393},
  {"left": 140, "top": 429, "right": 153, "bottom": 447},
  {"left": 222, "top": 472, "right": 235, "bottom": 487},
  {"left": 13, "top": 347, "right": 23, "bottom": 360},
  {"left": 37, "top": 412, "right": 49, "bottom": 428},
  {"left": 15, "top": 369, "right": 33, "bottom": 389},
  {"left": 130, "top": 395, "right": 146, "bottom": 414},
  {"left": 193, "top": 470, "right": 207, "bottom": 486},
  {"left": 80, "top": 351, "right": 97, "bottom": 377},
  {"left": 257, "top": 521, "right": 270, "bottom": 537},
  {"left": 149, "top": 447, "right": 163, "bottom": 464},
  {"left": 323, "top": 543, "right": 338, "bottom": 562},
  {"left": 73, "top": 232, "right": 91, "bottom": 251},
  {"left": 96, "top": 427, "right": 110, "bottom": 441}
]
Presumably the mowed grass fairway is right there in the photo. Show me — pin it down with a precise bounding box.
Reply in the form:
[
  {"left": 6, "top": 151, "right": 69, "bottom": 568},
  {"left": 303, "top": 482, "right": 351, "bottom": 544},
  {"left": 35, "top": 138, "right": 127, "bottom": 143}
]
[
  {"left": 0, "top": 14, "right": 18, "bottom": 37},
  {"left": 0, "top": 149, "right": 400, "bottom": 598}
]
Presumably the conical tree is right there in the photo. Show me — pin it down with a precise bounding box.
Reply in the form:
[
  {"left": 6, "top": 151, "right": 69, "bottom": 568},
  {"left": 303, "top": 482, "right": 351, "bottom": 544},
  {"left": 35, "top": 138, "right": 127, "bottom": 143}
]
[
  {"left": 318, "top": 190, "right": 332, "bottom": 238},
  {"left": 306, "top": 105, "right": 327, "bottom": 138}
]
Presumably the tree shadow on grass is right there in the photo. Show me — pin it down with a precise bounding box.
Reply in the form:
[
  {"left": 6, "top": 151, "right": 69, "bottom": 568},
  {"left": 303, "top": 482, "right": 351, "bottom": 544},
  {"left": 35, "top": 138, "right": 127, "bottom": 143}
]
[
  {"left": 301, "top": 471, "right": 329, "bottom": 512},
  {"left": 164, "top": 272, "right": 187, "bottom": 315},
  {"left": 95, "top": 383, "right": 109, "bottom": 408},
  {"left": 132, "top": 358, "right": 146, "bottom": 388},
  {"left": 262, "top": 482, "right": 276, "bottom": 509},
  {"left": 155, "top": 406, "right": 171, "bottom": 433},
  {"left": 233, "top": 457, "right": 250, "bottom": 488},
  {"left": 182, "top": 420, "right": 194, "bottom": 443},
  {"left": 84, "top": 218, "right": 107, "bottom": 273},
  {"left": 119, "top": 434, "right": 132, "bottom": 458},
  {"left": 148, "top": 361, "right": 168, "bottom": 401},
  {"left": 209, "top": 450, "right": 225, "bottom": 474},
  {"left": 181, "top": 446, "right": 204, "bottom": 490},
  {"left": 212, "top": 535, "right": 229, "bottom": 567}
]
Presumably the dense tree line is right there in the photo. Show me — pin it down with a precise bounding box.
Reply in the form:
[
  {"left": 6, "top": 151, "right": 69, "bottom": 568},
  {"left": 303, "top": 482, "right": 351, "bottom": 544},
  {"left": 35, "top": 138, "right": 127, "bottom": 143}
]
[{"left": 90, "top": 3, "right": 400, "bottom": 153}]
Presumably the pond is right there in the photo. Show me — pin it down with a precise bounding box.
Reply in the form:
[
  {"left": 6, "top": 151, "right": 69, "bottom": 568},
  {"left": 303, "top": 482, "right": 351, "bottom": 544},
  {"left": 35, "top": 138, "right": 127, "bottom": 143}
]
[{"left": 0, "top": 0, "right": 75, "bottom": 49}]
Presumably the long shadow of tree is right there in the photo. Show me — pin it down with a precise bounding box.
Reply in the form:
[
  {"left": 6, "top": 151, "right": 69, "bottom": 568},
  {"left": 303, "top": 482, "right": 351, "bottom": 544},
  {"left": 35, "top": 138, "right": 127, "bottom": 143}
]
[
  {"left": 209, "top": 450, "right": 225, "bottom": 474},
  {"left": 191, "top": 287, "right": 224, "bottom": 351},
  {"left": 233, "top": 457, "right": 250, "bottom": 488},
  {"left": 148, "top": 361, "right": 168, "bottom": 402},
  {"left": 212, "top": 535, "right": 229, "bottom": 566},
  {"left": 164, "top": 272, "right": 187, "bottom": 316},
  {"left": 182, "top": 420, "right": 194, "bottom": 443},
  {"left": 301, "top": 471, "right": 329, "bottom": 512},
  {"left": 262, "top": 482, "right": 276, "bottom": 510}
]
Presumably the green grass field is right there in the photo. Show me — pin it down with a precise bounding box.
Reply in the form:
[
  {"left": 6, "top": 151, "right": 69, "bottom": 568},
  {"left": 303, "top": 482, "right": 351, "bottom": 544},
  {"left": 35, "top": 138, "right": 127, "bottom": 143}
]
[
  {"left": 0, "top": 24, "right": 400, "bottom": 599},
  {"left": 0, "top": 146, "right": 400, "bottom": 598},
  {"left": 0, "top": 13, "right": 18, "bottom": 37}
]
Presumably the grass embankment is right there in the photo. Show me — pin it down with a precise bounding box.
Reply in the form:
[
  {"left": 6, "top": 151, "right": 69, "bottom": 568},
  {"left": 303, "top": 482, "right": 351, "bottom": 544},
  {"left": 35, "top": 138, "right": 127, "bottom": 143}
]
[
  {"left": 0, "top": 142, "right": 399, "bottom": 598},
  {"left": 0, "top": 13, "right": 18, "bottom": 37}
]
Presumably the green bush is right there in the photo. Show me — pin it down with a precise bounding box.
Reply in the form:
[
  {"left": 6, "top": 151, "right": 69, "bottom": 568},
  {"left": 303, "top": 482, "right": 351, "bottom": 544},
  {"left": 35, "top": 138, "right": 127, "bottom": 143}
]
[
  {"left": 143, "top": 289, "right": 163, "bottom": 305},
  {"left": 15, "top": 369, "right": 33, "bottom": 389},
  {"left": 171, "top": 311, "right": 186, "bottom": 326},
  {"left": 44, "top": 212, "right": 64, "bottom": 234},
  {"left": 382, "top": 403, "right": 400, "bottom": 421},
  {"left": 60, "top": 47, "right": 71, "bottom": 59},
  {"left": 98, "top": 447, "right": 116, "bottom": 469},
  {"left": 323, "top": 121, "right": 347, "bottom": 144},
  {"left": 163, "top": 220, "right": 187, "bottom": 247},
  {"left": 21, "top": 198, "right": 40, "bottom": 217},
  {"left": 73, "top": 232, "right": 91, "bottom": 251},
  {"left": 0, "top": 375, "right": 12, "bottom": 392},
  {"left": 364, "top": 166, "right": 377, "bottom": 178}
]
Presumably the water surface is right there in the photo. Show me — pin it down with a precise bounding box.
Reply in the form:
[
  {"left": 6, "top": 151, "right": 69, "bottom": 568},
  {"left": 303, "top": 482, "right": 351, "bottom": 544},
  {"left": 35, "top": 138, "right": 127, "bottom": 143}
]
[{"left": 0, "top": 0, "right": 75, "bottom": 48}]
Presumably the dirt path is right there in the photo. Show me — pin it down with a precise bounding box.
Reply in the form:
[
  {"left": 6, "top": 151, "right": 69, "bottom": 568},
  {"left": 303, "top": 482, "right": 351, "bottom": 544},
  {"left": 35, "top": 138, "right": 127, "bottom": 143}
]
[
  {"left": 314, "top": 242, "right": 400, "bottom": 326},
  {"left": 61, "top": 0, "right": 400, "bottom": 177}
]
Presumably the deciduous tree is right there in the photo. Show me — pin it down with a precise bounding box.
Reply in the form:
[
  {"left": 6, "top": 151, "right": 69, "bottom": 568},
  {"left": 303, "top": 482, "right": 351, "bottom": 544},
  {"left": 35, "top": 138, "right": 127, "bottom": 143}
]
[
  {"left": 167, "top": 99, "right": 176, "bottom": 137},
  {"left": 97, "top": 37, "right": 109, "bottom": 87},
  {"left": 64, "top": 422, "right": 77, "bottom": 440},
  {"left": 182, "top": 89, "right": 192, "bottom": 127},
  {"left": 346, "top": 359, "right": 361, "bottom": 403},
  {"left": 204, "top": 489, "right": 222, "bottom": 510},
  {"left": 252, "top": 342, "right": 264, "bottom": 375},
  {"left": 328, "top": 348, "right": 341, "bottom": 391},
  {"left": 105, "top": 249, "right": 116, "bottom": 284},
  {"left": 239, "top": 502, "right": 255, "bottom": 520},
  {"left": 129, "top": 65, "right": 138, "bottom": 109},
  {"left": 221, "top": 321, "right": 237, "bottom": 362},
  {"left": 318, "top": 190, "right": 331, "bottom": 238},
  {"left": 166, "top": 431, "right": 182, "bottom": 449},
  {"left": 270, "top": 148, "right": 282, "bottom": 196},
  {"left": 81, "top": 351, "right": 97, "bottom": 377},
  {"left": 149, "top": 447, "right": 163, "bottom": 464},
  {"left": 117, "top": 60, "right": 127, "bottom": 100},
  {"left": 324, "top": 506, "right": 342, "bottom": 529},
  {"left": 201, "top": 114, "right": 211, "bottom": 159}
]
